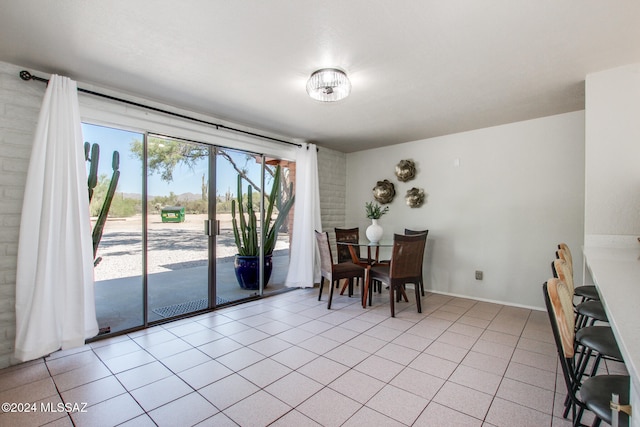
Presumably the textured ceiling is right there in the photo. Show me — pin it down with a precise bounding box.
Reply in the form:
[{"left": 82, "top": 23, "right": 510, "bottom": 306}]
[{"left": 1, "top": 0, "right": 639, "bottom": 152}]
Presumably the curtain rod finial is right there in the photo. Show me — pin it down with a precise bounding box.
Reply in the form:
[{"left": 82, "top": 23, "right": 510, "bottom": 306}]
[{"left": 19, "top": 70, "right": 33, "bottom": 81}]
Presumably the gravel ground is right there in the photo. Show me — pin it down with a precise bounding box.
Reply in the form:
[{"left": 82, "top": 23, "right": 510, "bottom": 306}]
[{"left": 93, "top": 213, "right": 290, "bottom": 281}]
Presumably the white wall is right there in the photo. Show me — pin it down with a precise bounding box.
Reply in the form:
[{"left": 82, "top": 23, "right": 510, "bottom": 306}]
[
  {"left": 584, "top": 63, "right": 640, "bottom": 427},
  {"left": 346, "top": 112, "right": 585, "bottom": 309},
  {"left": 585, "top": 63, "right": 640, "bottom": 237}
]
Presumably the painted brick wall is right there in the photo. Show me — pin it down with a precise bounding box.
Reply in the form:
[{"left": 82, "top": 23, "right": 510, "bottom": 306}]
[
  {"left": 0, "top": 62, "right": 45, "bottom": 368},
  {"left": 317, "top": 147, "right": 347, "bottom": 249}
]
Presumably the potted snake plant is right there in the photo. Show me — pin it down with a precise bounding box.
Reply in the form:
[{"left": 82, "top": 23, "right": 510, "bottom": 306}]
[{"left": 231, "top": 165, "right": 294, "bottom": 289}]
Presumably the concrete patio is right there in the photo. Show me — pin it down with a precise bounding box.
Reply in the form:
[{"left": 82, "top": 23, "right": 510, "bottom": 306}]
[
  {"left": 94, "top": 253, "right": 291, "bottom": 334},
  {"left": 92, "top": 214, "right": 294, "bottom": 335}
]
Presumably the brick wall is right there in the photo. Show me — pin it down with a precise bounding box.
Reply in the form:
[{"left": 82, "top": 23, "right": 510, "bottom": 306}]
[
  {"left": 317, "top": 147, "right": 347, "bottom": 250},
  {"left": 0, "top": 62, "right": 44, "bottom": 368}
]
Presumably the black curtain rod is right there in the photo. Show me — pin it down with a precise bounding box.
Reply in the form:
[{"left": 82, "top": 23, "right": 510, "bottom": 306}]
[{"left": 19, "top": 70, "right": 302, "bottom": 149}]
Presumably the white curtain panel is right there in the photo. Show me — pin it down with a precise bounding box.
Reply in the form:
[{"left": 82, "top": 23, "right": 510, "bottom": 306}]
[
  {"left": 285, "top": 143, "right": 321, "bottom": 287},
  {"left": 15, "top": 75, "right": 98, "bottom": 362}
]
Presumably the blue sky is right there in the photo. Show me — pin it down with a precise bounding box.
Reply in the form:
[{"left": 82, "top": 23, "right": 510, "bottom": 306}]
[{"left": 81, "top": 123, "right": 263, "bottom": 198}]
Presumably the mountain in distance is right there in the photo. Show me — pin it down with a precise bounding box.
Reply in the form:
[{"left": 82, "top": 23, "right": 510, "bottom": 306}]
[
  {"left": 120, "top": 192, "right": 202, "bottom": 201},
  {"left": 172, "top": 192, "right": 201, "bottom": 201}
]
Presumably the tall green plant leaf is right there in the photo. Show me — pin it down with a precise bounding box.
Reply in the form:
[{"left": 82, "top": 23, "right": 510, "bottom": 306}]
[{"left": 231, "top": 164, "right": 294, "bottom": 257}]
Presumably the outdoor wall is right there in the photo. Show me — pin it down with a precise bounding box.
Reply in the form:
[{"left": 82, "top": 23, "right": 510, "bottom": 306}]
[
  {"left": 0, "top": 62, "right": 45, "bottom": 368},
  {"left": 345, "top": 111, "right": 586, "bottom": 309},
  {"left": 585, "top": 63, "right": 640, "bottom": 238}
]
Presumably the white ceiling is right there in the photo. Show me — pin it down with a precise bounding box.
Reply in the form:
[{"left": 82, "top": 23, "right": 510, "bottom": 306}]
[{"left": 1, "top": 1, "right": 640, "bottom": 153}]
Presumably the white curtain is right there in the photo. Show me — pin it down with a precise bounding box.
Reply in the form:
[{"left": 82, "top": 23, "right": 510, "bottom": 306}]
[
  {"left": 15, "top": 75, "right": 98, "bottom": 362},
  {"left": 285, "top": 143, "right": 321, "bottom": 288}
]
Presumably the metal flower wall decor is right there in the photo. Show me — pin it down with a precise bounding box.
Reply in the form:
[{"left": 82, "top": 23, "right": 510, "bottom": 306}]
[
  {"left": 372, "top": 179, "right": 396, "bottom": 204},
  {"left": 372, "top": 160, "right": 427, "bottom": 208},
  {"left": 405, "top": 187, "right": 426, "bottom": 208},
  {"left": 395, "top": 159, "right": 416, "bottom": 182}
]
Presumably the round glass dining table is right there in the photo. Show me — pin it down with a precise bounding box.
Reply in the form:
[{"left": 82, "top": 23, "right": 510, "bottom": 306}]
[{"left": 336, "top": 240, "right": 393, "bottom": 265}]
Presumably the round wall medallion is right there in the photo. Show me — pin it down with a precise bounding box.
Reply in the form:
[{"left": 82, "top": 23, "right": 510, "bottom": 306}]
[
  {"left": 405, "top": 187, "right": 426, "bottom": 208},
  {"left": 372, "top": 179, "right": 396, "bottom": 204},
  {"left": 395, "top": 159, "right": 417, "bottom": 182}
]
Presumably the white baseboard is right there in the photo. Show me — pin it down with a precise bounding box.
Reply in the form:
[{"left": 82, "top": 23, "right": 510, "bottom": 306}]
[{"left": 425, "top": 289, "right": 545, "bottom": 312}]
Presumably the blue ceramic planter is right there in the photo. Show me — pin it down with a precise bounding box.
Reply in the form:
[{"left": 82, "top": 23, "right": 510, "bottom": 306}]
[{"left": 234, "top": 255, "right": 272, "bottom": 290}]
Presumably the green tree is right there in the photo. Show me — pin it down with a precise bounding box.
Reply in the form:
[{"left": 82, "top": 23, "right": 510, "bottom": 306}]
[
  {"left": 110, "top": 194, "right": 141, "bottom": 217},
  {"left": 131, "top": 136, "right": 266, "bottom": 189},
  {"left": 130, "top": 137, "right": 209, "bottom": 182}
]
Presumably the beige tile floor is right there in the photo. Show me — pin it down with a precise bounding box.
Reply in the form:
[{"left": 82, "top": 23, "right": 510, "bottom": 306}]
[{"left": 0, "top": 286, "right": 626, "bottom": 427}]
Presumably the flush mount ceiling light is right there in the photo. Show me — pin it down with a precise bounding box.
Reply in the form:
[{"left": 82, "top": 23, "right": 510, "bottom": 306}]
[{"left": 306, "top": 68, "right": 351, "bottom": 102}]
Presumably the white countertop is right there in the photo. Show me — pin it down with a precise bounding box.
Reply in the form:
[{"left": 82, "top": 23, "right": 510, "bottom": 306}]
[{"left": 583, "top": 244, "right": 640, "bottom": 399}]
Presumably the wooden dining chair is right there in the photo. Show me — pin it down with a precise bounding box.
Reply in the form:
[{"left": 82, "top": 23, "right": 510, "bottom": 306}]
[
  {"left": 377, "top": 229, "right": 428, "bottom": 294},
  {"left": 334, "top": 227, "right": 370, "bottom": 295},
  {"left": 335, "top": 227, "right": 368, "bottom": 264},
  {"left": 366, "top": 233, "right": 427, "bottom": 317},
  {"left": 404, "top": 229, "right": 428, "bottom": 296},
  {"left": 315, "top": 231, "right": 366, "bottom": 309}
]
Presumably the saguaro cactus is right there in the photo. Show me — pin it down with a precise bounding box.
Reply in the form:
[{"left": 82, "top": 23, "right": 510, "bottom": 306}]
[
  {"left": 85, "top": 142, "right": 120, "bottom": 267},
  {"left": 231, "top": 165, "right": 294, "bottom": 256}
]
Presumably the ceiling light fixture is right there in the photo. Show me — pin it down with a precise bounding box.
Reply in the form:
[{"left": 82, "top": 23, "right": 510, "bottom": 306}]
[{"left": 306, "top": 68, "right": 351, "bottom": 102}]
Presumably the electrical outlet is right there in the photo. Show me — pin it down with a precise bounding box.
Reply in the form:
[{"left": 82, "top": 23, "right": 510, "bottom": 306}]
[{"left": 475, "top": 270, "right": 483, "bottom": 280}]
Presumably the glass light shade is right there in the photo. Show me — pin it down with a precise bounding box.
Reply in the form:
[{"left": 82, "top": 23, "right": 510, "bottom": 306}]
[{"left": 306, "top": 68, "right": 351, "bottom": 102}]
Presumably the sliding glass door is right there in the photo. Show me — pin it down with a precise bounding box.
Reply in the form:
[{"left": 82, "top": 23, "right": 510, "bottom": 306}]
[
  {"left": 262, "top": 158, "right": 295, "bottom": 295},
  {"left": 214, "top": 150, "right": 295, "bottom": 301},
  {"left": 88, "top": 124, "right": 295, "bottom": 336},
  {"left": 215, "top": 148, "right": 264, "bottom": 303},
  {"left": 83, "top": 123, "right": 144, "bottom": 335},
  {"left": 146, "top": 135, "right": 213, "bottom": 321}
]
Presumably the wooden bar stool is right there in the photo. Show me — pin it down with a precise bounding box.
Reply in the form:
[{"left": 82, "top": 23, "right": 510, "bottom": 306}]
[{"left": 543, "top": 278, "right": 629, "bottom": 427}]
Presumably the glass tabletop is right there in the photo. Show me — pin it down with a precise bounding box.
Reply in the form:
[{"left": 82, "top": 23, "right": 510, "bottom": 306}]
[
  {"left": 336, "top": 241, "right": 393, "bottom": 247},
  {"left": 336, "top": 241, "right": 392, "bottom": 268}
]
